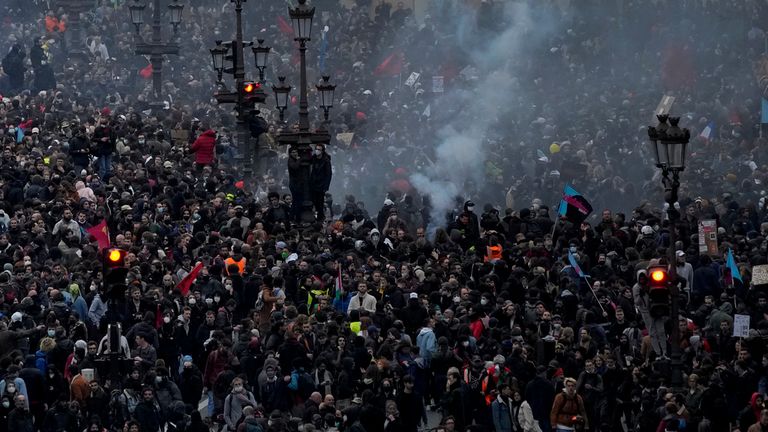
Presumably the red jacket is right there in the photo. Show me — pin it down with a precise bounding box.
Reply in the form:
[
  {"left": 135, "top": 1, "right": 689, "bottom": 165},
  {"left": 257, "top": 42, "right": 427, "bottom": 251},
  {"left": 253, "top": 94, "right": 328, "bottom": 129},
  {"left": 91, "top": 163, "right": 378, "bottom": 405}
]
[{"left": 190, "top": 129, "right": 216, "bottom": 165}]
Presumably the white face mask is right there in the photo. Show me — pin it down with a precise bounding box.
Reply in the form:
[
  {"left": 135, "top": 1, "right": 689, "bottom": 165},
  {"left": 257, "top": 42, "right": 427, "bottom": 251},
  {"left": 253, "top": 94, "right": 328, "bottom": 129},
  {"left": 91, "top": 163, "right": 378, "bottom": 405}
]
[
  {"left": 481, "top": 298, "right": 489, "bottom": 306},
  {"left": 188, "top": 298, "right": 196, "bottom": 305},
  {"left": 155, "top": 376, "right": 163, "bottom": 383},
  {"left": 163, "top": 316, "right": 171, "bottom": 324},
  {"left": 205, "top": 298, "right": 213, "bottom": 305}
]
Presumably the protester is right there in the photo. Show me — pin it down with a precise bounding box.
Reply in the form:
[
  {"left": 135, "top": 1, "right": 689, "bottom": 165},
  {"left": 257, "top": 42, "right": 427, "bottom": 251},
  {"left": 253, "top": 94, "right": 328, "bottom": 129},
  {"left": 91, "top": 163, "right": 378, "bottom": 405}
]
[{"left": 2, "top": 1, "right": 768, "bottom": 432}]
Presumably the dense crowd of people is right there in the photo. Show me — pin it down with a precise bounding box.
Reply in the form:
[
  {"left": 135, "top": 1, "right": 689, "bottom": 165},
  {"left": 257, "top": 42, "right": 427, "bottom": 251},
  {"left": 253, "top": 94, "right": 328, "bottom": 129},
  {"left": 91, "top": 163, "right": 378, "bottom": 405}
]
[{"left": 3, "top": 1, "right": 768, "bottom": 432}]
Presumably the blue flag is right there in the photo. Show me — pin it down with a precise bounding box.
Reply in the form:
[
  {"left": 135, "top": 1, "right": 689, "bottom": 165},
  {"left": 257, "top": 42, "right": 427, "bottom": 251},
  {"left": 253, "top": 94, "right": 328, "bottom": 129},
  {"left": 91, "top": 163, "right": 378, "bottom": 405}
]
[
  {"left": 568, "top": 251, "right": 587, "bottom": 278},
  {"left": 762, "top": 98, "right": 768, "bottom": 124},
  {"left": 726, "top": 249, "right": 742, "bottom": 282}
]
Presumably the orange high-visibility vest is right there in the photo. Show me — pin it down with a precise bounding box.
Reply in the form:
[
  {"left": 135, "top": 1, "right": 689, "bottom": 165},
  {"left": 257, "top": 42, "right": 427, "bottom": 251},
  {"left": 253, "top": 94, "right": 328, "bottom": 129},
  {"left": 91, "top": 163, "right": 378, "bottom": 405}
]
[
  {"left": 224, "top": 257, "right": 246, "bottom": 275},
  {"left": 485, "top": 245, "right": 502, "bottom": 262}
]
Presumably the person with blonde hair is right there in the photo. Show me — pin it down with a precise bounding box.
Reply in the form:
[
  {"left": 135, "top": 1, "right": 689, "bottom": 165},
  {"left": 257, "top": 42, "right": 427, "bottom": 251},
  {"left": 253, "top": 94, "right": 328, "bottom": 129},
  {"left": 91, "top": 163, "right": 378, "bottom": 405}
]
[
  {"left": 34, "top": 337, "right": 56, "bottom": 375},
  {"left": 550, "top": 377, "right": 588, "bottom": 431}
]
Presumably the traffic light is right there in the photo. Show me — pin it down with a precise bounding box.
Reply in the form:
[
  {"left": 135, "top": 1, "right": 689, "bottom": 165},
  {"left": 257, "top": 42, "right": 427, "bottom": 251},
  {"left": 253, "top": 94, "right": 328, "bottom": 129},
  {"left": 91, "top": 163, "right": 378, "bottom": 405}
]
[
  {"left": 647, "top": 265, "right": 670, "bottom": 317},
  {"left": 102, "top": 248, "right": 128, "bottom": 301}
]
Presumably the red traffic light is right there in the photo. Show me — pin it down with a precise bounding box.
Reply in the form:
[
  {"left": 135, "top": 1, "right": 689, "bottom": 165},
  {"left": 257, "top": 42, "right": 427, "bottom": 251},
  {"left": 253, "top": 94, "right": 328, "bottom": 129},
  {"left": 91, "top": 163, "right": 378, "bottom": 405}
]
[
  {"left": 108, "top": 249, "right": 123, "bottom": 262},
  {"left": 650, "top": 269, "right": 666, "bottom": 283},
  {"left": 103, "top": 248, "right": 127, "bottom": 267},
  {"left": 243, "top": 82, "right": 260, "bottom": 93}
]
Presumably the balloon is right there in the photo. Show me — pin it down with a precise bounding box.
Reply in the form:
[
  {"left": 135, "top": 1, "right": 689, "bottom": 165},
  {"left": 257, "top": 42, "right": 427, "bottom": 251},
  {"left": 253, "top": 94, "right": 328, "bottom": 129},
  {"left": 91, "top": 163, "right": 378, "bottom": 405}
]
[{"left": 549, "top": 143, "right": 561, "bottom": 154}]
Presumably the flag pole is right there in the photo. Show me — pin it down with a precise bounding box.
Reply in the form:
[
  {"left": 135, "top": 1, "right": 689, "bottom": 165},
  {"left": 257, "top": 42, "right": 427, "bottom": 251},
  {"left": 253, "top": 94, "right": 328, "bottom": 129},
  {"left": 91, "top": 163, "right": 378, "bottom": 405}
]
[{"left": 583, "top": 276, "right": 607, "bottom": 315}]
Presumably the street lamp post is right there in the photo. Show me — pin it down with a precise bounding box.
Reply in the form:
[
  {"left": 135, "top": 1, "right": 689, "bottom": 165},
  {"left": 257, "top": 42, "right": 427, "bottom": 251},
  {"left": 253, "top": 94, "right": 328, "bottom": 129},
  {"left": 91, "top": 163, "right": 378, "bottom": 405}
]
[
  {"left": 129, "top": 0, "right": 183, "bottom": 111},
  {"left": 274, "top": 0, "right": 336, "bottom": 224},
  {"left": 209, "top": 0, "right": 268, "bottom": 181},
  {"left": 648, "top": 114, "right": 690, "bottom": 391},
  {"left": 55, "top": 0, "right": 97, "bottom": 61}
]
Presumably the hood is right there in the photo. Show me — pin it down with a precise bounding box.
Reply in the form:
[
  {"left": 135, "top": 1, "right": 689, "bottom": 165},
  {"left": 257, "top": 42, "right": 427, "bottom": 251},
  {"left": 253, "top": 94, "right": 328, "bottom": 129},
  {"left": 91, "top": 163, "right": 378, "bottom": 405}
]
[
  {"left": 75, "top": 181, "right": 85, "bottom": 190},
  {"left": 418, "top": 327, "right": 433, "bottom": 337},
  {"left": 369, "top": 228, "right": 381, "bottom": 246},
  {"left": 202, "top": 129, "right": 216, "bottom": 137},
  {"left": 719, "top": 302, "right": 733, "bottom": 314}
]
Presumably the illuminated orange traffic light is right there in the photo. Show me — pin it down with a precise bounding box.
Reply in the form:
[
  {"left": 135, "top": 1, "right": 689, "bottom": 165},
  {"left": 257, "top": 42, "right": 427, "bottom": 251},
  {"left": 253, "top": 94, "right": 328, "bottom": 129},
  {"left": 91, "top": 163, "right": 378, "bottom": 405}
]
[
  {"left": 244, "top": 82, "right": 254, "bottom": 93},
  {"left": 650, "top": 269, "right": 666, "bottom": 283},
  {"left": 108, "top": 249, "right": 123, "bottom": 263}
]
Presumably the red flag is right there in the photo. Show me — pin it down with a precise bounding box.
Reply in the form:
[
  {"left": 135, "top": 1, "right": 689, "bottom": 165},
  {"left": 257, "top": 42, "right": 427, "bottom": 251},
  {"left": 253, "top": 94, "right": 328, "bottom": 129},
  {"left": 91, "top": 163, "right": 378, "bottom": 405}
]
[
  {"left": 139, "top": 63, "right": 153, "bottom": 79},
  {"left": 86, "top": 219, "right": 110, "bottom": 251},
  {"left": 177, "top": 262, "right": 203, "bottom": 296},
  {"left": 277, "top": 15, "right": 293, "bottom": 35},
  {"left": 374, "top": 52, "right": 404, "bottom": 77}
]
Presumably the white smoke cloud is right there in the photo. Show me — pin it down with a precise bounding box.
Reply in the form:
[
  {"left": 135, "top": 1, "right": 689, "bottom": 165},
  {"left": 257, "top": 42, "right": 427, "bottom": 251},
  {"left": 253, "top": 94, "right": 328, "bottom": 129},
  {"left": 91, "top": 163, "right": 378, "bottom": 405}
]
[{"left": 411, "top": 1, "right": 559, "bottom": 230}]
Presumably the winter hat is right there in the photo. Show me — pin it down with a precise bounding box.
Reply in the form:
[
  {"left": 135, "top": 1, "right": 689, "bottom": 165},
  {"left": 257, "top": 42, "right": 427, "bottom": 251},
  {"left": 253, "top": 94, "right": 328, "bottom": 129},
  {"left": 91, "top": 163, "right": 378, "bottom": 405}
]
[
  {"left": 74, "top": 340, "right": 87, "bottom": 350},
  {"left": 11, "top": 312, "right": 22, "bottom": 322},
  {"left": 182, "top": 355, "right": 193, "bottom": 365}
]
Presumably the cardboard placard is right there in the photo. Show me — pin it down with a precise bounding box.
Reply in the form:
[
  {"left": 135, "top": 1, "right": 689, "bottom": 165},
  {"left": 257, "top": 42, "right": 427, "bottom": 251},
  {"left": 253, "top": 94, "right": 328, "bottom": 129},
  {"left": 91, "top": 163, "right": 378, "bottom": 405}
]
[
  {"left": 733, "top": 314, "right": 750, "bottom": 338},
  {"left": 432, "top": 75, "right": 444, "bottom": 93},
  {"left": 336, "top": 132, "right": 354, "bottom": 146},
  {"left": 698, "top": 220, "right": 718, "bottom": 255},
  {"left": 654, "top": 95, "right": 675, "bottom": 121},
  {"left": 751, "top": 264, "right": 768, "bottom": 286},
  {"left": 404, "top": 72, "right": 420, "bottom": 87}
]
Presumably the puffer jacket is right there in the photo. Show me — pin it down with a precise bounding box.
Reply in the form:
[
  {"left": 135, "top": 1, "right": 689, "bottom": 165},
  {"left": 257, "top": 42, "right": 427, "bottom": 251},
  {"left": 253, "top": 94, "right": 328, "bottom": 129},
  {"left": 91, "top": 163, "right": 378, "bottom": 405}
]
[{"left": 190, "top": 129, "right": 216, "bottom": 165}]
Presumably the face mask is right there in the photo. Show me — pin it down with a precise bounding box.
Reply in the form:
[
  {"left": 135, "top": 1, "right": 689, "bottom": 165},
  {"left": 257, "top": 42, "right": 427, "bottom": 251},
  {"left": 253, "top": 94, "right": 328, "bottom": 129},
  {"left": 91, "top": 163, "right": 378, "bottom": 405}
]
[
  {"left": 313, "top": 149, "right": 321, "bottom": 156},
  {"left": 268, "top": 421, "right": 273, "bottom": 427},
  {"left": 47, "top": 329, "right": 56, "bottom": 337},
  {"left": 205, "top": 298, "right": 213, "bottom": 305},
  {"left": 462, "top": 341, "right": 469, "bottom": 347},
  {"left": 569, "top": 246, "right": 577, "bottom": 253},
  {"left": 155, "top": 376, "right": 163, "bottom": 383},
  {"left": 1, "top": 401, "right": 8, "bottom": 408},
  {"left": 481, "top": 298, "right": 489, "bottom": 306},
  {"left": 188, "top": 298, "right": 196, "bottom": 305},
  {"left": 363, "top": 378, "right": 373, "bottom": 385},
  {"left": 163, "top": 316, "right": 171, "bottom": 324},
  {"left": 467, "top": 206, "right": 475, "bottom": 212},
  {"left": 233, "top": 385, "right": 243, "bottom": 392}
]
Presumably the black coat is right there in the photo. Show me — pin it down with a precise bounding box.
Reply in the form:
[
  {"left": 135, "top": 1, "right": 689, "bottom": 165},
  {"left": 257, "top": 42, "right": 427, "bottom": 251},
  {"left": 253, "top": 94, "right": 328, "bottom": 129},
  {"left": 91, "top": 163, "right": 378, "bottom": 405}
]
[
  {"left": 134, "top": 400, "right": 163, "bottom": 432},
  {"left": 309, "top": 154, "right": 332, "bottom": 193}
]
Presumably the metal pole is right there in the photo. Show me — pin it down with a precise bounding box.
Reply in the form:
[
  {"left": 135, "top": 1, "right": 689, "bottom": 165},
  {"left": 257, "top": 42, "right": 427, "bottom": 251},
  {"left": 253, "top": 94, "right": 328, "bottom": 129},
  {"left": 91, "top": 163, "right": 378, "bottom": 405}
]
[
  {"left": 298, "top": 40, "right": 314, "bottom": 223},
  {"left": 233, "top": 0, "right": 252, "bottom": 180},
  {"left": 666, "top": 170, "right": 683, "bottom": 391},
  {"left": 151, "top": 0, "right": 163, "bottom": 104}
]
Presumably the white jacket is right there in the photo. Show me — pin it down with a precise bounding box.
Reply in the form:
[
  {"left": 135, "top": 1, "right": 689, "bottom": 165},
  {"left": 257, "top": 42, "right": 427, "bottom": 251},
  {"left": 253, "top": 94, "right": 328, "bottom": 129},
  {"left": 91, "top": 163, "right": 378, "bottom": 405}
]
[{"left": 514, "top": 400, "right": 541, "bottom": 432}]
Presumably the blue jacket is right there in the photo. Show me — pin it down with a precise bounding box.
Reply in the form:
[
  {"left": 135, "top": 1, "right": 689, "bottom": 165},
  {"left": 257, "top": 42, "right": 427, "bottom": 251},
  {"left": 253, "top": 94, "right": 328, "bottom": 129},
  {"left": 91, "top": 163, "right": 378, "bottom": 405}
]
[
  {"left": 416, "top": 327, "right": 437, "bottom": 364},
  {"left": 35, "top": 350, "right": 47, "bottom": 375},
  {"left": 492, "top": 397, "right": 513, "bottom": 432}
]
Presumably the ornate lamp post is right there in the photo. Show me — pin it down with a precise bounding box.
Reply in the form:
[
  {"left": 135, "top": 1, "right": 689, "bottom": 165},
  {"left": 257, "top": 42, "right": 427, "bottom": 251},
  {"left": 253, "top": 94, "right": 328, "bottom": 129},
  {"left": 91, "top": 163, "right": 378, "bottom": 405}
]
[
  {"left": 55, "top": 0, "right": 97, "bottom": 61},
  {"left": 274, "top": 0, "right": 337, "bottom": 224},
  {"left": 129, "top": 0, "right": 184, "bottom": 110},
  {"left": 209, "top": 0, "right": 269, "bottom": 180},
  {"left": 647, "top": 114, "right": 690, "bottom": 391}
]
